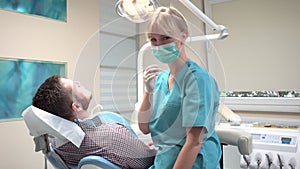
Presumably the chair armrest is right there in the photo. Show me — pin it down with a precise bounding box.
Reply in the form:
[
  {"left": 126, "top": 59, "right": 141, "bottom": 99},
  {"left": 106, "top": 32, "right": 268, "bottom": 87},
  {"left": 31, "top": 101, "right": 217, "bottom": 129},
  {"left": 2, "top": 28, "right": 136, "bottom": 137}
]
[
  {"left": 46, "top": 146, "right": 69, "bottom": 169},
  {"left": 216, "top": 128, "right": 253, "bottom": 155},
  {"left": 78, "top": 156, "right": 121, "bottom": 169}
]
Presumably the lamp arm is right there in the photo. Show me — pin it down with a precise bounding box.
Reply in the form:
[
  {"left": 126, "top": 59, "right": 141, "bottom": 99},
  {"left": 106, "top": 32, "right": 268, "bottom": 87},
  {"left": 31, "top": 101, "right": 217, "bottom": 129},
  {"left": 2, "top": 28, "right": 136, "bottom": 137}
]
[
  {"left": 179, "top": 0, "right": 222, "bottom": 31},
  {"left": 137, "top": 42, "right": 151, "bottom": 103},
  {"left": 178, "top": 0, "right": 228, "bottom": 40}
]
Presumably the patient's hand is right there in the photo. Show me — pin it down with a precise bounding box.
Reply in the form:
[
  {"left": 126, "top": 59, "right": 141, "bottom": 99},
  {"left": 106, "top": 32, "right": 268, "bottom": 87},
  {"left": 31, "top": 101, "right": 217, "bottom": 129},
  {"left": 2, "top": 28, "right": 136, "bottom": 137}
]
[{"left": 146, "top": 141, "right": 158, "bottom": 150}]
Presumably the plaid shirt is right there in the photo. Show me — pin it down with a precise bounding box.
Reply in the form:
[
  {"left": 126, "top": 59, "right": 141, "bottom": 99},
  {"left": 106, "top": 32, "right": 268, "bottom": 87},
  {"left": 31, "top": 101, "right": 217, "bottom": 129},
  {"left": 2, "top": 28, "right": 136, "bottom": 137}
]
[{"left": 53, "top": 116, "right": 156, "bottom": 168}]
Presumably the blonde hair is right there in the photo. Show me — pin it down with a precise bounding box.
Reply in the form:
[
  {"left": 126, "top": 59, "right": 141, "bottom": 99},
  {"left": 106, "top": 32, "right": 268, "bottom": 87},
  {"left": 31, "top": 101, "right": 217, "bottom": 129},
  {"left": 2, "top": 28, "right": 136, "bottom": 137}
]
[{"left": 146, "top": 7, "right": 189, "bottom": 41}]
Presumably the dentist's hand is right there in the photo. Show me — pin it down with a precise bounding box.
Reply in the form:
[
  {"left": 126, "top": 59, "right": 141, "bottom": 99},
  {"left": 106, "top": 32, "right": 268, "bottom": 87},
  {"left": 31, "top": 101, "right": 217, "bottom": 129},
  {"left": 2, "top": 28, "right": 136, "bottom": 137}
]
[{"left": 144, "top": 65, "right": 161, "bottom": 93}]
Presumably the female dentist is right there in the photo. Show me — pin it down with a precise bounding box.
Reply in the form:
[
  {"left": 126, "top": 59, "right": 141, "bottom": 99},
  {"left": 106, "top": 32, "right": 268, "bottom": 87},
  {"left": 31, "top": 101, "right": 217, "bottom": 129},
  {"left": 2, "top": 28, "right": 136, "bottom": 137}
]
[{"left": 138, "top": 7, "right": 222, "bottom": 169}]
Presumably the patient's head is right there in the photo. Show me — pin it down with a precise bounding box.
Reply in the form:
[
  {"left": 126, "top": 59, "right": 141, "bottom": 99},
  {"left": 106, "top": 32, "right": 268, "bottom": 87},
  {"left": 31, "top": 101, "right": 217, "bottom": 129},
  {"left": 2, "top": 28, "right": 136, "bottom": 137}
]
[{"left": 32, "top": 75, "right": 92, "bottom": 121}]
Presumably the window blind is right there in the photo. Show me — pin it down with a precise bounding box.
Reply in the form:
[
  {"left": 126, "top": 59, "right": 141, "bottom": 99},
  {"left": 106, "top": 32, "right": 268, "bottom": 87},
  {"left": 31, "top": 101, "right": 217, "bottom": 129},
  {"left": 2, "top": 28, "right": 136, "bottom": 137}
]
[{"left": 99, "top": 0, "right": 138, "bottom": 113}]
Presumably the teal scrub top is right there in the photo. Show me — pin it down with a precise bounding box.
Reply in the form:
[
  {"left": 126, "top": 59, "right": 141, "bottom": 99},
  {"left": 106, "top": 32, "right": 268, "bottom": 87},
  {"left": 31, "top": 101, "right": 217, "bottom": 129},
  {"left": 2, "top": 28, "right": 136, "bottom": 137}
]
[{"left": 149, "top": 59, "right": 221, "bottom": 169}]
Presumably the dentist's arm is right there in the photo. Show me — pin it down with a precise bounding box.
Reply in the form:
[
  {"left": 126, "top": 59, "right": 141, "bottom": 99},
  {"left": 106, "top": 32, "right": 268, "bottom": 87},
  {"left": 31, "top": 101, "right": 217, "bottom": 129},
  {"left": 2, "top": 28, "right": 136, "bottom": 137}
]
[
  {"left": 138, "top": 92, "right": 153, "bottom": 134},
  {"left": 138, "top": 65, "right": 160, "bottom": 134},
  {"left": 173, "top": 127, "right": 205, "bottom": 169}
]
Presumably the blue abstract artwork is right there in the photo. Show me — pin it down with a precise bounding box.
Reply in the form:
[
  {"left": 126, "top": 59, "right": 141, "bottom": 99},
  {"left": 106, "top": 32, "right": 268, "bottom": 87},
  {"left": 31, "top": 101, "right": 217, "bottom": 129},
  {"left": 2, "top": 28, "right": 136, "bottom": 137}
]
[
  {"left": 0, "top": 0, "right": 67, "bottom": 22},
  {"left": 0, "top": 58, "right": 66, "bottom": 121}
]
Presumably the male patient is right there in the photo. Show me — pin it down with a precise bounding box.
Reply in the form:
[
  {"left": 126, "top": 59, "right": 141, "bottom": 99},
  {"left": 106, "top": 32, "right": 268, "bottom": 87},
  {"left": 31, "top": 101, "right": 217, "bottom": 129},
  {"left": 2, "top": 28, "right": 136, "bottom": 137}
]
[{"left": 32, "top": 75, "right": 156, "bottom": 168}]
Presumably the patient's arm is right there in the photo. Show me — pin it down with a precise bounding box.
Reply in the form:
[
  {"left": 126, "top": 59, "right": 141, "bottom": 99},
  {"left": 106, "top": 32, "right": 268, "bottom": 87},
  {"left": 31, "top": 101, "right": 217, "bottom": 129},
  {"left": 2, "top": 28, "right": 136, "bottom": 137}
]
[
  {"left": 54, "top": 123, "right": 157, "bottom": 168},
  {"left": 98, "top": 123, "right": 157, "bottom": 168}
]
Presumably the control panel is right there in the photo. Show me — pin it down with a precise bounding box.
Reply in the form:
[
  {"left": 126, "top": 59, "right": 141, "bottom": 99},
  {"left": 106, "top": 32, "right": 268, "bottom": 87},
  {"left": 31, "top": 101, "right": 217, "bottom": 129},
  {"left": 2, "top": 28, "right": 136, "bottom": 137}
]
[
  {"left": 219, "top": 123, "right": 300, "bottom": 169},
  {"left": 248, "top": 127, "right": 298, "bottom": 153},
  {"left": 252, "top": 133, "right": 296, "bottom": 145}
]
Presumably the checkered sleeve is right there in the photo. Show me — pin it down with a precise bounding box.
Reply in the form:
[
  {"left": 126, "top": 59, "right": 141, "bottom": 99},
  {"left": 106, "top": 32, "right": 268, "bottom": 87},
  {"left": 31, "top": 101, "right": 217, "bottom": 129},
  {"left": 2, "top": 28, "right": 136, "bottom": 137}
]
[{"left": 101, "top": 123, "right": 156, "bottom": 168}]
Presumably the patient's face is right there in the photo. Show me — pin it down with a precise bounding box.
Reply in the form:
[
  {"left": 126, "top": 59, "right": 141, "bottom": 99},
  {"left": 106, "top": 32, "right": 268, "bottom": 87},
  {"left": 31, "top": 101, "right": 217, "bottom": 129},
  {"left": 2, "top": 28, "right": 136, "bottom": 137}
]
[{"left": 60, "top": 78, "right": 92, "bottom": 110}]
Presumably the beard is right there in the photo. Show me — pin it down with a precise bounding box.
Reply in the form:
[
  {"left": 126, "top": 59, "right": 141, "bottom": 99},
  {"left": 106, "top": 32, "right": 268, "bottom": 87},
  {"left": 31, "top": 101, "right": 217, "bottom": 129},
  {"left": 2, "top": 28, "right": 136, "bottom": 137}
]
[{"left": 74, "top": 92, "right": 92, "bottom": 111}]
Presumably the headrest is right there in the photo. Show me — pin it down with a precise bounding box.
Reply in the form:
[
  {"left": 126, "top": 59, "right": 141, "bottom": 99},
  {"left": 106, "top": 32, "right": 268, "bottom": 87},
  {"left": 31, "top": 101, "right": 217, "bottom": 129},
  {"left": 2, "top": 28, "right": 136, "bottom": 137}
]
[
  {"left": 218, "top": 102, "right": 241, "bottom": 123},
  {"left": 22, "top": 105, "right": 85, "bottom": 148}
]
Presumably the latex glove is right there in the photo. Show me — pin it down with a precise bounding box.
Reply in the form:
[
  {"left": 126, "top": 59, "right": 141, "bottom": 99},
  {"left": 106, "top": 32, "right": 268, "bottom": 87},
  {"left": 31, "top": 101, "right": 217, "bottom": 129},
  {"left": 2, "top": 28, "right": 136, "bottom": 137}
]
[{"left": 144, "top": 65, "right": 161, "bottom": 93}]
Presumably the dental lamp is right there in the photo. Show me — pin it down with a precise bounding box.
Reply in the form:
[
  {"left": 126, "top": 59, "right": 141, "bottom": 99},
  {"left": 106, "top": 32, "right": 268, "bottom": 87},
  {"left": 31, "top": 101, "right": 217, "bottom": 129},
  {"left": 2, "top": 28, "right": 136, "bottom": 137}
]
[
  {"left": 115, "top": 0, "right": 229, "bottom": 40},
  {"left": 116, "top": 0, "right": 160, "bottom": 23}
]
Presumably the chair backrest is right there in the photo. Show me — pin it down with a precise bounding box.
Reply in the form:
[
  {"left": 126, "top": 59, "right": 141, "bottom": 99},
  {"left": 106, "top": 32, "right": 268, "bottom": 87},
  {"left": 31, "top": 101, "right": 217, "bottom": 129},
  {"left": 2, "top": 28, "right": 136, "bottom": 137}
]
[
  {"left": 32, "top": 134, "right": 69, "bottom": 169},
  {"left": 34, "top": 134, "right": 121, "bottom": 169},
  {"left": 46, "top": 144, "right": 70, "bottom": 169},
  {"left": 22, "top": 106, "right": 135, "bottom": 169},
  {"left": 22, "top": 106, "right": 123, "bottom": 169},
  {"left": 22, "top": 105, "right": 85, "bottom": 148}
]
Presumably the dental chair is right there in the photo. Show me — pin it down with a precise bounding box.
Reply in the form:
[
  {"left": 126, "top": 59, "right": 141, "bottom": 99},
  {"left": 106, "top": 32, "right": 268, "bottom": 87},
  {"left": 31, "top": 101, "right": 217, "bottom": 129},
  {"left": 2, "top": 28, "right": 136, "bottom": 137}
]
[
  {"left": 216, "top": 103, "right": 253, "bottom": 168},
  {"left": 22, "top": 105, "right": 122, "bottom": 169},
  {"left": 34, "top": 135, "right": 121, "bottom": 169},
  {"left": 23, "top": 105, "right": 252, "bottom": 169},
  {"left": 216, "top": 127, "right": 253, "bottom": 168}
]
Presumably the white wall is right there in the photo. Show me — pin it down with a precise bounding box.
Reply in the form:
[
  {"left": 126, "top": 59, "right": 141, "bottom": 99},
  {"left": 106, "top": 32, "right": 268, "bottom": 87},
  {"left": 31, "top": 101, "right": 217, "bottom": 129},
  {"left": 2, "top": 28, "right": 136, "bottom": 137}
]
[
  {"left": 210, "top": 0, "right": 300, "bottom": 123},
  {"left": 211, "top": 0, "right": 300, "bottom": 91},
  {"left": 0, "top": 0, "right": 99, "bottom": 168}
]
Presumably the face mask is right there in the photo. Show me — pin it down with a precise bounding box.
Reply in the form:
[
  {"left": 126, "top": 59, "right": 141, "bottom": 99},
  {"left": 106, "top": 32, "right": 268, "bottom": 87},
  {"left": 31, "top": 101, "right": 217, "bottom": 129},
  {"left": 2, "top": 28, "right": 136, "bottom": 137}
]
[{"left": 151, "top": 42, "right": 180, "bottom": 64}]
